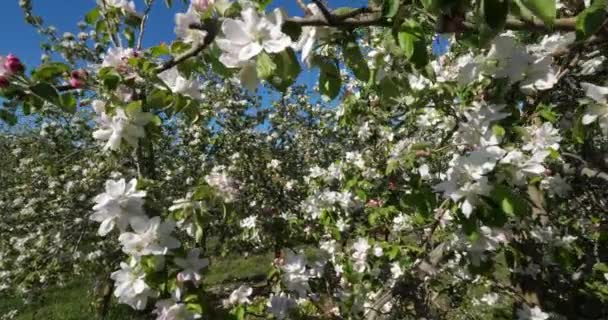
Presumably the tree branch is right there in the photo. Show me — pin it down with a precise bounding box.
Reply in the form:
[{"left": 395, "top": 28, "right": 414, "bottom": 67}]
[
  {"left": 155, "top": 21, "right": 218, "bottom": 74},
  {"left": 310, "top": 0, "right": 337, "bottom": 25},
  {"left": 137, "top": 0, "right": 155, "bottom": 50}
]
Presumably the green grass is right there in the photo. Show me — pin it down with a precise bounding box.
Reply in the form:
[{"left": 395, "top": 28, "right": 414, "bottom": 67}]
[
  {"left": 0, "top": 278, "right": 141, "bottom": 320},
  {"left": 0, "top": 251, "right": 274, "bottom": 319}
]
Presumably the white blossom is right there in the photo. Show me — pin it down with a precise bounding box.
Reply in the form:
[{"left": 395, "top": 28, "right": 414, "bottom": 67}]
[
  {"left": 581, "top": 82, "right": 608, "bottom": 136},
  {"left": 516, "top": 304, "right": 550, "bottom": 320},
  {"left": 175, "top": 8, "right": 207, "bottom": 44},
  {"left": 215, "top": 8, "right": 291, "bottom": 90},
  {"left": 267, "top": 293, "right": 296, "bottom": 320},
  {"left": 154, "top": 299, "right": 201, "bottom": 320},
  {"left": 175, "top": 248, "right": 209, "bottom": 283},
  {"left": 118, "top": 217, "right": 181, "bottom": 256},
  {"left": 111, "top": 260, "right": 157, "bottom": 310},
  {"left": 91, "top": 178, "right": 147, "bottom": 236},
  {"left": 92, "top": 100, "right": 153, "bottom": 151},
  {"left": 98, "top": 0, "right": 136, "bottom": 14},
  {"left": 225, "top": 285, "right": 253, "bottom": 306},
  {"left": 158, "top": 67, "right": 203, "bottom": 100}
]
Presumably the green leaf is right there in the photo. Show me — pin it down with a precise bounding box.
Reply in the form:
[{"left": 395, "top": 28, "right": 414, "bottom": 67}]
[
  {"left": 33, "top": 63, "right": 70, "bottom": 81},
  {"left": 483, "top": 0, "right": 509, "bottom": 30},
  {"left": 520, "top": 0, "right": 556, "bottom": 26},
  {"left": 0, "top": 109, "right": 17, "bottom": 125},
  {"left": 314, "top": 58, "right": 341, "bottom": 100},
  {"left": 84, "top": 7, "right": 100, "bottom": 25},
  {"left": 125, "top": 100, "right": 143, "bottom": 117},
  {"left": 99, "top": 67, "right": 122, "bottom": 90},
  {"left": 150, "top": 44, "right": 170, "bottom": 57},
  {"left": 256, "top": 51, "right": 277, "bottom": 80},
  {"left": 29, "top": 83, "right": 59, "bottom": 104},
  {"left": 576, "top": 0, "right": 607, "bottom": 40},
  {"left": 164, "top": 0, "right": 173, "bottom": 7},
  {"left": 394, "top": 21, "right": 428, "bottom": 68},
  {"left": 382, "top": 0, "right": 401, "bottom": 18},
  {"left": 491, "top": 184, "right": 529, "bottom": 217},
  {"left": 572, "top": 114, "right": 586, "bottom": 144},
  {"left": 343, "top": 41, "right": 370, "bottom": 82},
  {"left": 265, "top": 49, "right": 301, "bottom": 92},
  {"left": 397, "top": 31, "right": 416, "bottom": 59},
  {"left": 60, "top": 93, "right": 77, "bottom": 113}
]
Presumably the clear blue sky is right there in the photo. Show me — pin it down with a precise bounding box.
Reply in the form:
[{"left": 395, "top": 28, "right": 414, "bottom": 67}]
[{"left": 0, "top": 0, "right": 367, "bottom": 69}]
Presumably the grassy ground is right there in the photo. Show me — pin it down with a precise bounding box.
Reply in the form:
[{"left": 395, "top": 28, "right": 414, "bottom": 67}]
[{"left": 0, "top": 251, "right": 275, "bottom": 320}]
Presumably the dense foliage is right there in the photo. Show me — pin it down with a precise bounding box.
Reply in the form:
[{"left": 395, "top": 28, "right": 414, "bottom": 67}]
[{"left": 1, "top": 0, "right": 608, "bottom": 319}]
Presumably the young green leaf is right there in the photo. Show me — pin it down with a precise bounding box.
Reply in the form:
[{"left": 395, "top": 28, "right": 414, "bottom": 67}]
[{"left": 520, "top": 0, "right": 556, "bottom": 26}]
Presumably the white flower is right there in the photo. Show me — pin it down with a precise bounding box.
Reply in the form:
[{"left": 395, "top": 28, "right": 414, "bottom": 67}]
[
  {"left": 216, "top": 8, "right": 291, "bottom": 66},
  {"left": 111, "top": 260, "right": 157, "bottom": 310},
  {"left": 119, "top": 217, "right": 181, "bottom": 256},
  {"left": 101, "top": 47, "right": 137, "bottom": 69},
  {"left": 240, "top": 215, "right": 257, "bottom": 229},
  {"left": 500, "top": 150, "right": 549, "bottom": 184},
  {"left": 225, "top": 285, "right": 253, "bottom": 306},
  {"left": 175, "top": 248, "right": 209, "bottom": 283},
  {"left": 541, "top": 174, "right": 571, "bottom": 197},
  {"left": 486, "top": 34, "right": 558, "bottom": 93},
  {"left": 456, "top": 53, "right": 484, "bottom": 85},
  {"left": 523, "top": 122, "right": 561, "bottom": 152},
  {"left": 581, "top": 82, "right": 608, "bottom": 136},
  {"left": 392, "top": 213, "right": 412, "bottom": 232},
  {"left": 158, "top": 67, "right": 203, "bottom": 100},
  {"left": 373, "top": 246, "right": 383, "bottom": 257},
  {"left": 267, "top": 293, "right": 295, "bottom": 320},
  {"left": 205, "top": 166, "right": 239, "bottom": 202},
  {"left": 268, "top": 159, "right": 281, "bottom": 169},
  {"left": 319, "top": 239, "right": 337, "bottom": 258},
  {"left": 408, "top": 73, "right": 432, "bottom": 91},
  {"left": 215, "top": 8, "right": 291, "bottom": 90},
  {"left": 516, "top": 304, "right": 550, "bottom": 320},
  {"left": 281, "top": 251, "right": 311, "bottom": 298},
  {"left": 293, "top": 4, "right": 329, "bottom": 66},
  {"left": 578, "top": 55, "right": 605, "bottom": 75},
  {"left": 480, "top": 292, "right": 499, "bottom": 306},
  {"left": 527, "top": 32, "right": 575, "bottom": 56},
  {"left": 175, "top": 8, "right": 207, "bottom": 44},
  {"left": 352, "top": 237, "right": 370, "bottom": 273},
  {"left": 390, "top": 262, "right": 403, "bottom": 279},
  {"left": 519, "top": 56, "right": 558, "bottom": 94},
  {"left": 155, "top": 299, "right": 201, "bottom": 320},
  {"left": 98, "top": 0, "right": 136, "bottom": 14},
  {"left": 357, "top": 121, "right": 372, "bottom": 140},
  {"left": 486, "top": 34, "right": 531, "bottom": 83},
  {"left": 91, "top": 178, "right": 147, "bottom": 236},
  {"left": 465, "top": 226, "right": 509, "bottom": 265},
  {"left": 92, "top": 101, "right": 153, "bottom": 151}
]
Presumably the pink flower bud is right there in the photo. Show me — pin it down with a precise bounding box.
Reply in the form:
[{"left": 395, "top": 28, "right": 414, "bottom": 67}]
[
  {"left": 191, "top": 0, "right": 213, "bottom": 12},
  {"left": 388, "top": 181, "right": 397, "bottom": 191},
  {"left": 0, "top": 76, "right": 9, "bottom": 88},
  {"left": 366, "top": 199, "right": 384, "bottom": 208},
  {"left": 69, "top": 69, "right": 87, "bottom": 88},
  {"left": 4, "top": 54, "right": 24, "bottom": 74}
]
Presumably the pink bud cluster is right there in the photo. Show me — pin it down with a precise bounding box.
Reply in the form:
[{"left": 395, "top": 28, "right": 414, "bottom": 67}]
[
  {"left": 191, "top": 0, "right": 213, "bottom": 12},
  {"left": 0, "top": 54, "right": 24, "bottom": 88},
  {"left": 69, "top": 69, "right": 88, "bottom": 89}
]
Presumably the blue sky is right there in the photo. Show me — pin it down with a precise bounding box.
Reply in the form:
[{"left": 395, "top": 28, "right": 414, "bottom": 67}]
[{"left": 0, "top": 0, "right": 367, "bottom": 69}]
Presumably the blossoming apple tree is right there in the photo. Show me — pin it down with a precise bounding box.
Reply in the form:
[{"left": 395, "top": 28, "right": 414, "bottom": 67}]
[{"left": 1, "top": 0, "right": 608, "bottom": 319}]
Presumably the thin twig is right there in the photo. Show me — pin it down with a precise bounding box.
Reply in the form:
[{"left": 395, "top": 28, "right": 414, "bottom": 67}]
[
  {"left": 156, "top": 21, "right": 219, "bottom": 73},
  {"left": 310, "top": 0, "right": 336, "bottom": 25},
  {"left": 99, "top": 0, "right": 123, "bottom": 47},
  {"left": 137, "top": 0, "right": 155, "bottom": 50}
]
